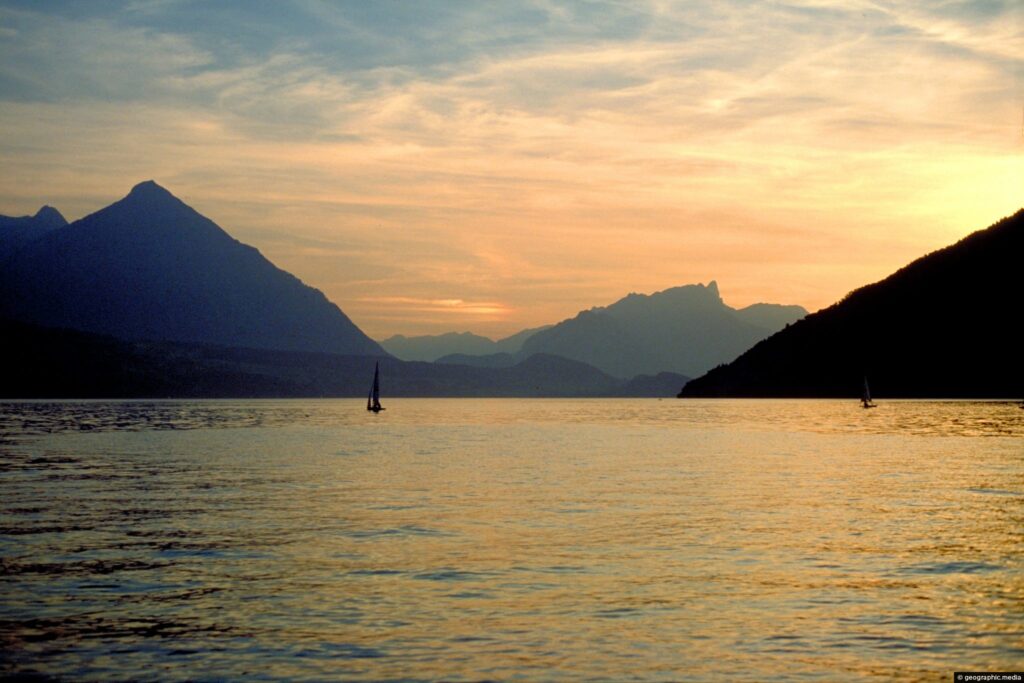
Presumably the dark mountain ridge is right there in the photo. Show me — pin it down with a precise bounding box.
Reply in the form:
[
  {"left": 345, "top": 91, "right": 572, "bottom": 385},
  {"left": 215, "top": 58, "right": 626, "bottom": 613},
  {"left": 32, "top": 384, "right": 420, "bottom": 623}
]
[
  {"left": 0, "top": 181, "right": 384, "bottom": 357},
  {"left": 1, "top": 319, "right": 684, "bottom": 398},
  {"left": 680, "top": 209, "right": 1024, "bottom": 398}
]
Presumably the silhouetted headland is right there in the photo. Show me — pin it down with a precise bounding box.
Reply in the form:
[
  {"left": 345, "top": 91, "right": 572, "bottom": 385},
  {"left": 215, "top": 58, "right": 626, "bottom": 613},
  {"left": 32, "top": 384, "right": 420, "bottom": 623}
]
[{"left": 679, "top": 209, "right": 1024, "bottom": 398}]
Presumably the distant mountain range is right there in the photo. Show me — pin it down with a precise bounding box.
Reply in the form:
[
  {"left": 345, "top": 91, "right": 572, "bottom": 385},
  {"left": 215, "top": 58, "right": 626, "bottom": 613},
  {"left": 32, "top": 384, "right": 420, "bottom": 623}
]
[
  {"left": 680, "top": 209, "right": 1024, "bottom": 398},
  {"left": 447, "top": 283, "right": 801, "bottom": 378},
  {"left": 405, "top": 283, "right": 806, "bottom": 378},
  {"left": 0, "top": 181, "right": 384, "bottom": 357},
  {"left": 1, "top": 319, "right": 687, "bottom": 398},
  {"left": 379, "top": 326, "right": 549, "bottom": 362}
]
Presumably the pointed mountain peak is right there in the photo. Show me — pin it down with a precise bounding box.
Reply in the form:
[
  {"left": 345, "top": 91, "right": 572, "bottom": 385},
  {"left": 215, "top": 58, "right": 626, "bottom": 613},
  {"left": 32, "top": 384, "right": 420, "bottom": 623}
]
[
  {"left": 128, "top": 180, "right": 175, "bottom": 200},
  {"left": 33, "top": 205, "right": 67, "bottom": 228},
  {"left": 705, "top": 280, "right": 719, "bottom": 295},
  {"left": 115, "top": 180, "right": 193, "bottom": 218},
  {"left": 0, "top": 181, "right": 386, "bottom": 358}
]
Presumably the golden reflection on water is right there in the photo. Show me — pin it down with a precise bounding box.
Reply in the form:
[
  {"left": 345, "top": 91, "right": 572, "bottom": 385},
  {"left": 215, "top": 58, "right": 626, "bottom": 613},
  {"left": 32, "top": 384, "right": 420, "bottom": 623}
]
[{"left": 0, "top": 399, "right": 1021, "bottom": 681}]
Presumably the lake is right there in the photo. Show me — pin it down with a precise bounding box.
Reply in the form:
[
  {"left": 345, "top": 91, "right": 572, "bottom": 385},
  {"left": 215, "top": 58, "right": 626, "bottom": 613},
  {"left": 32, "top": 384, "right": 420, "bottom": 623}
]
[{"left": 1, "top": 399, "right": 1022, "bottom": 681}]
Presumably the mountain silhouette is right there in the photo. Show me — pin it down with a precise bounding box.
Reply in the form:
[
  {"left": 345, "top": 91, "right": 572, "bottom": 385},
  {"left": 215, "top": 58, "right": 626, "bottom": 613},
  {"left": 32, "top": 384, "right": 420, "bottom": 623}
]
[
  {"left": 380, "top": 325, "right": 550, "bottom": 361},
  {"left": 680, "top": 209, "right": 1024, "bottom": 398},
  {"left": 0, "top": 205, "right": 67, "bottom": 262},
  {"left": 0, "top": 181, "right": 384, "bottom": 356},
  {"left": 517, "top": 282, "right": 806, "bottom": 378}
]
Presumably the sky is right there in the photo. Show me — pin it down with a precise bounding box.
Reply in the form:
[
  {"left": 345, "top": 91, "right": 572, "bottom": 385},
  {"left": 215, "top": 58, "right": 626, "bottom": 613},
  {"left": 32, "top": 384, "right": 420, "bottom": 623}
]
[{"left": 0, "top": 0, "right": 1021, "bottom": 339}]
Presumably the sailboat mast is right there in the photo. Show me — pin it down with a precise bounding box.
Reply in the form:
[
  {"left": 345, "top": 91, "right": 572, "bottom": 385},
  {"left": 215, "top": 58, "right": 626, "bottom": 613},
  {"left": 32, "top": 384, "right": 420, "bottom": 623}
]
[
  {"left": 372, "top": 361, "right": 381, "bottom": 410},
  {"left": 366, "top": 361, "right": 384, "bottom": 412}
]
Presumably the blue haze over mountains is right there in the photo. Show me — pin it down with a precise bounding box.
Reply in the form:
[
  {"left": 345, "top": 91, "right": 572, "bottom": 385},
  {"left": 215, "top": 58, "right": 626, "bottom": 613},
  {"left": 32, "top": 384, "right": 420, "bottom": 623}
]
[
  {"left": 0, "top": 181, "right": 697, "bottom": 397},
  {"left": 0, "top": 180, "right": 806, "bottom": 396}
]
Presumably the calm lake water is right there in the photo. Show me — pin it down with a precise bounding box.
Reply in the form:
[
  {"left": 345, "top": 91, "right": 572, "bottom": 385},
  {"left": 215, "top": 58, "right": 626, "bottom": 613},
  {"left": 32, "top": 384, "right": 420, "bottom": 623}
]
[{"left": 1, "top": 399, "right": 1022, "bottom": 681}]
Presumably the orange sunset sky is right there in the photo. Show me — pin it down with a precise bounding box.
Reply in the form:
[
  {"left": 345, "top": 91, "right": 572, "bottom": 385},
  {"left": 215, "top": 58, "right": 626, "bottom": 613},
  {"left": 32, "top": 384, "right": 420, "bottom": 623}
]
[{"left": 1, "top": 1, "right": 1021, "bottom": 338}]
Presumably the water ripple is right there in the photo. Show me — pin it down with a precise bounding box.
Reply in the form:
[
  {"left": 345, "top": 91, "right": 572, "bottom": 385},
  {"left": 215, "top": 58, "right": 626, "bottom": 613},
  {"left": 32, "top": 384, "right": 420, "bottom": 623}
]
[{"left": 1, "top": 399, "right": 1021, "bottom": 681}]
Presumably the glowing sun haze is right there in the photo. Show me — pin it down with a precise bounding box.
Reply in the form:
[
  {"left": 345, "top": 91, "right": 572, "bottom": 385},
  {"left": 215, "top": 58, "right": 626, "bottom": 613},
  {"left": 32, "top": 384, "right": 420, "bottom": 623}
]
[{"left": 0, "top": 1, "right": 1020, "bottom": 338}]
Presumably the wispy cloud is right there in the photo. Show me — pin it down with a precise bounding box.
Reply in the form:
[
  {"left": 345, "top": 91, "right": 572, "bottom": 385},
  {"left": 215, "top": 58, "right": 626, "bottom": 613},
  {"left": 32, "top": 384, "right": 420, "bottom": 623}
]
[{"left": 0, "top": 1, "right": 1020, "bottom": 336}]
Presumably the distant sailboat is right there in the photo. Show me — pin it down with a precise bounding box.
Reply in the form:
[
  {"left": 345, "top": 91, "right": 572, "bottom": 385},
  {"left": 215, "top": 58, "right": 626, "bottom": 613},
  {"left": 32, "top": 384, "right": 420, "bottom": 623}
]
[
  {"left": 861, "top": 377, "right": 876, "bottom": 409},
  {"left": 367, "top": 361, "right": 384, "bottom": 412}
]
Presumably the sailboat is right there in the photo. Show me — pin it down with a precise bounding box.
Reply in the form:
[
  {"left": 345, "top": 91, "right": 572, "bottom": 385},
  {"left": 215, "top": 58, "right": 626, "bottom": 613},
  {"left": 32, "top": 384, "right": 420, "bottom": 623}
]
[
  {"left": 861, "top": 377, "right": 876, "bottom": 409},
  {"left": 367, "top": 361, "right": 384, "bottom": 413}
]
